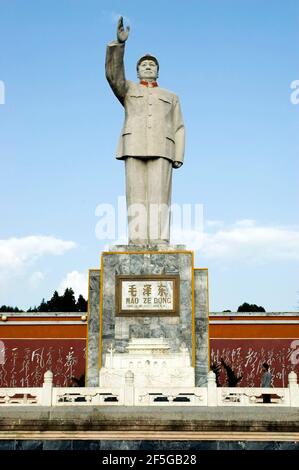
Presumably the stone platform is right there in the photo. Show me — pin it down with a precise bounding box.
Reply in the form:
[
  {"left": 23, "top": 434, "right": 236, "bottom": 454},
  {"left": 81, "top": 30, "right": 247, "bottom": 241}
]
[
  {"left": 1, "top": 406, "right": 299, "bottom": 450},
  {"left": 1, "top": 406, "right": 299, "bottom": 437}
]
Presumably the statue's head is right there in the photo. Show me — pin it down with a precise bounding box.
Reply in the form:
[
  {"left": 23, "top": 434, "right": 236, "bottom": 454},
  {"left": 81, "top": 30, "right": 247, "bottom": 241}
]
[{"left": 137, "top": 54, "right": 159, "bottom": 81}]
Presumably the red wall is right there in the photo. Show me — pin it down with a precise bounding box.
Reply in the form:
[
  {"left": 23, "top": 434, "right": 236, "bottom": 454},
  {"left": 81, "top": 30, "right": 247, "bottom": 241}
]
[
  {"left": 1, "top": 313, "right": 299, "bottom": 388},
  {"left": 0, "top": 339, "right": 86, "bottom": 387},
  {"left": 210, "top": 338, "right": 299, "bottom": 387},
  {"left": 209, "top": 314, "right": 299, "bottom": 387},
  {"left": 1, "top": 337, "right": 298, "bottom": 388}
]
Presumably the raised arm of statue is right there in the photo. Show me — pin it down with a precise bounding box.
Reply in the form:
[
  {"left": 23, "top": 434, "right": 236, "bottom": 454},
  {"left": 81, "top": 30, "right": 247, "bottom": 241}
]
[{"left": 105, "top": 16, "right": 130, "bottom": 105}]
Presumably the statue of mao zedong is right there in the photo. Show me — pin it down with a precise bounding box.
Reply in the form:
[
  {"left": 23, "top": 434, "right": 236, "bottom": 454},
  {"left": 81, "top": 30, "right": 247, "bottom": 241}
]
[{"left": 105, "top": 17, "right": 185, "bottom": 245}]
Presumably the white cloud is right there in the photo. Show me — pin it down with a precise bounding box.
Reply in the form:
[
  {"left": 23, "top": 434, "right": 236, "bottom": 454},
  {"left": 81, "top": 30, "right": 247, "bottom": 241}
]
[
  {"left": 172, "top": 220, "right": 299, "bottom": 263},
  {"left": 234, "top": 219, "right": 256, "bottom": 228},
  {"left": 171, "top": 227, "right": 204, "bottom": 250},
  {"left": 28, "top": 271, "right": 44, "bottom": 289},
  {"left": 0, "top": 236, "right": 76, "bottom": 280},
  {"left": 58, "top": 271, "right": 88, "bottom": 300}
]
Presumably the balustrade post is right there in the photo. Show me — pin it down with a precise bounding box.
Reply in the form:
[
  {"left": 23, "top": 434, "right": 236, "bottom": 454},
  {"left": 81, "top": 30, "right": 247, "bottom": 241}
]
[
  {"left": 42, "top": 370, "right": 53, "bottom": 406},
  {"left": 288, "top": 371, "right": 299, "bottom": 407},
  {"left": 124, "top": 370, "right": 135, "bottom": 406},
  {"left": 207, "top": 371, "right": 217, "bottom": 406}
]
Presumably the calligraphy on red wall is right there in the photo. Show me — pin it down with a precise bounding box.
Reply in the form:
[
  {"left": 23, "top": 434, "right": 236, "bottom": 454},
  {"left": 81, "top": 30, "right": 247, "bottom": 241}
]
[
  {"left": 210, "top": 338, "right": 299, "bottom": 387},
  {"left": 0, "top": 339, "right": 85, "bottom": 387}
]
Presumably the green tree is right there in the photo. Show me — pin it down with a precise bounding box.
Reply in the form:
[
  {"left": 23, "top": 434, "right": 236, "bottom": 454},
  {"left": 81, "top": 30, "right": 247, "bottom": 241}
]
[
  {"left": 14, "top": 288, "right": 88, "bottom": 312},
  {"left": 62, "top": 288, "right": 77, "bottom": 311},
  {"left": 27, "top": 306, "right": 37, "bottom": 312},
  {"left": 237, "top": 302, "right": 265, "bottom": 312},
  {"left": 38, "top": 298, "right": 48, "bottom": 312},
  {"left": 76, "top": 294, "right": 88, "bottom": 312},
  {"left": 0, "top": 305, "right": 21, "bottom": 312},
  {"left": 47, "top": 290, "right": 63, "bottom": 312}
]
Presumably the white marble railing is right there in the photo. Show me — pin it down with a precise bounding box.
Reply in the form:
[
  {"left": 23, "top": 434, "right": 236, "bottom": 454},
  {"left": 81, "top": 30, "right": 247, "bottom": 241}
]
[
  {"left": 1, "top": 370, "right": 299, "bottom": 407},
  {"left": 217, "top": 387, "right": 288, "bottom": 405},
  {"left": 52, "top": 387, "right": 123, "bottom": 405},
  {"left": 0, "top": 388, "right": 43, "bottom": 405},
  {"left": 136, "top": 387, "right": 207, "bottom": 406}
]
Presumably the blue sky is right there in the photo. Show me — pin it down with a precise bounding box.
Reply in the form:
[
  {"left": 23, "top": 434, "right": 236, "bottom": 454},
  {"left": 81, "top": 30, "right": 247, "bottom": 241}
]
[{"left": 0, "top": 0, "right": 298, "bottom": 311}]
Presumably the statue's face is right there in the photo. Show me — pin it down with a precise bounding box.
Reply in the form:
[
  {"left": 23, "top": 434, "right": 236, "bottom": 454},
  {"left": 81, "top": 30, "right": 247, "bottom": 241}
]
[{"left": 138, "top": 59, "right": 158, "bottom": 80}]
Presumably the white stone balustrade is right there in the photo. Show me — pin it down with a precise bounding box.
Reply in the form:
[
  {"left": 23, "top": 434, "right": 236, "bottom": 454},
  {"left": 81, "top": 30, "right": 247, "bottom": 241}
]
[
  {"left": 218, "top": 387, "right": 288, "bottom": 406},
  {"left": 0, "top": 370, "right": 299, "bottom": 407},
  {"left": 288, "top": 370, "right": 299, "bottom": 407},
  {"left": 0, "top": 388, "right": 43, "bottom": 405},
  {"left": 137, "top": 387, "right": 207, "bottom": 406},
  {"left": 52, "top": 387, "right": 124, "bottom": 406}
]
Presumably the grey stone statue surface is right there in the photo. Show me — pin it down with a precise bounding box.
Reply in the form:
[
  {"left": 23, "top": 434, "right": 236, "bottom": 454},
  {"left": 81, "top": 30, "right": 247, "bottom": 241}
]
[{"left": 106, "top": 17, "right": 185, "bottom": 245}]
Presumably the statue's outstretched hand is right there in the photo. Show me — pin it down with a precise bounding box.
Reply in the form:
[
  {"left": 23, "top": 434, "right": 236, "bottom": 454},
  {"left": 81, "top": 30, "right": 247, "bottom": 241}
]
[
  {"left": 173, "top": 161, "right": 183, "bottom": 169},
  {"left": 117, "top": 16, "right": 130, "bottom": 43}
]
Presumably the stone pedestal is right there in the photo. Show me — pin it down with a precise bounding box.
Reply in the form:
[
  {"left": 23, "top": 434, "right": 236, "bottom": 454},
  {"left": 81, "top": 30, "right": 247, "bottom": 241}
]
[{"left": 86, "top": 245, "right": 209, "bottom": 387}]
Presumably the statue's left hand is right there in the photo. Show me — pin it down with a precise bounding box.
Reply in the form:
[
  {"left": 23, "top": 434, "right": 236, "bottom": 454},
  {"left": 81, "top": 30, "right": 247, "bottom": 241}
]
[{"left": 173, "top": 161, "right": 182, "bottom": 169}]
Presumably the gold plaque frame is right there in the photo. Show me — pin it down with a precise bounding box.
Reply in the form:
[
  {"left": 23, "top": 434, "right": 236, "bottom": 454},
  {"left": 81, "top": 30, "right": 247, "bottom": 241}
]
[{"left": 115, "top": 274, "right": 180, "bottom": 316}]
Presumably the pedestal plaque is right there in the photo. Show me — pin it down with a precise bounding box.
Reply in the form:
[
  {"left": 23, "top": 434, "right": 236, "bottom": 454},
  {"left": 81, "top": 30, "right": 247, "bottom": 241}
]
[{"left": 116, "top": 274, "right": 180, "bottom": 315}]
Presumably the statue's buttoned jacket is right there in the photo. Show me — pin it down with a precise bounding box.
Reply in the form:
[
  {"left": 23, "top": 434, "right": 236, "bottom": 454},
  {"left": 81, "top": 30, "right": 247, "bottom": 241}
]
[{"left": 105, "top": 42, "right": 185, "bottom": 164}]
